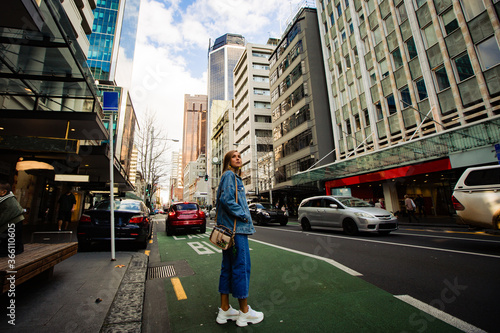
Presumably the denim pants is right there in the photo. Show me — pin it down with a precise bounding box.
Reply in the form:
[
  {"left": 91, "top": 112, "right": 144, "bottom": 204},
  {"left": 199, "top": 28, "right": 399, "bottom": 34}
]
[{"left": 218, "top": 234, "right": 251, "bottom": 299}]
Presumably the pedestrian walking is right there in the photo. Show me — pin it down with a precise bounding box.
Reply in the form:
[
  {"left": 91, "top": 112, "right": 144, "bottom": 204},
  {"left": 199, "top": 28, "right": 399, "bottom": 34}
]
[
  {"left": 375, "top": 198, "right": 385, "bottom": 210},
  {"left": 0, "top": 179, "right": 24, "bottom": 256},
  {"left": 215, "top": 150, "right": 264, "bottom": 327},
  {"left": 415, "top": 194, "right": 425, "bottom": 217},
  {"left": 404, "top": 194, "right": 418, "bottom": 223},
  {"left": 57, "top": 189, "right": 76, "bottom": 231}
]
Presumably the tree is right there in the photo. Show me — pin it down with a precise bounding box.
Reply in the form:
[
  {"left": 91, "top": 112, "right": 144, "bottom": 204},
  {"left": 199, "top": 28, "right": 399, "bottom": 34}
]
[{"left": 135, "top": 110, "right": 175, "bottom": 206}]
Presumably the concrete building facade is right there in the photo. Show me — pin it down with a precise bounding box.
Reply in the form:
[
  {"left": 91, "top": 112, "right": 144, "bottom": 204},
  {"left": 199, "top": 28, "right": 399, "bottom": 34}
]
[
  {"left": 305, "top": 0, "right": 500, "bottom": 215},
  {"left": 269, "top": 6, "right": 335, "bottom": 209},
  {"left": 233, "top": 43, "right": 275, "bottom": 196},
  {"left": 182, "top": 94, "right": 208, "bottom": 178}
]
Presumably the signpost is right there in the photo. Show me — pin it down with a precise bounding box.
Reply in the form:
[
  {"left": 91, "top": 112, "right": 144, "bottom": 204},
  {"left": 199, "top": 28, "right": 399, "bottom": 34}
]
[{"left": 103, "top": 91, "right": 119, "bottom": 261}]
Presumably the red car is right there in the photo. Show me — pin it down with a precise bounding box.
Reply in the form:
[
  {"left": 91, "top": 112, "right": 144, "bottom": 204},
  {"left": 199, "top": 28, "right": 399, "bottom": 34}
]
[{"left": 166, "top": 202, "right": 206, "bottom": 236}]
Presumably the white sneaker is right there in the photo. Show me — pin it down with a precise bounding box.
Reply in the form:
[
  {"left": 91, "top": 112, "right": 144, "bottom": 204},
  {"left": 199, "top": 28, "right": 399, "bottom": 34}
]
[
  {"left": 216, "top": 305, "right": 239, "bottom": 324},
  {"left": 236, "top": 305, "right": 264, "bottom": 327}
]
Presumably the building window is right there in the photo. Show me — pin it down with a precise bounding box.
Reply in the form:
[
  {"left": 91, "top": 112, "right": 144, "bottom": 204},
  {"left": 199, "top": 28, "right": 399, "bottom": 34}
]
[
  {"left": 392, "top": 48, "right": 403, "bottom": 69},
  {"left": 454, "top": 53, "right": 475, "bottom": 81},
  {"left": 385, "top": 15, "right": 395, "bottom": 35},
  {"left": 414, "top": 78, "right": 428, "bottom": 101},
  {"left": 476, "top": 37, "right": 500, "bottom": 70},
  {"left": 415, "top": 0, "right": 426, "bottom": 8},
  {"left": 387, "top": 94, "right": 397, "bottom": 115},
  {"left": 254, "top": 101, "right": 270, "bottom": 109},
  {"left": 380, "top": 59, "right": 389, "bottom": 78},
  {"left": 349, "top": 22, "right": 354, "bottom": 35},
  {"left": 254, "top": 88, "right": 270, "bottom": 96},
  {"left": 397, "top": 3, "right": 408, "bottom": 23},
  {"left": 345, "top": 119, "right": 352, "bottom": 134},
  {"left": 345, "top": 55, "right": 351, "bottom": 69},
  {"left": 363, "top": 109, "right": 370, "bottom": 126},
  {"left": 406, "top": 37, "right": 418, "bottom": 60},
  {"left": 354, "top": 114, "right": 361, "bottom": 131},
  {"left": 375, "top": 101, "right": 383, "bottom": 120},
  {"left": 337, "top": 3, "right": 342, "bottom": 17},
  {"left": 330, "top": 13, "right": 335, "bottom": 25},
  {"left": 255, "top": 115, "right": 272, "bottom": 123},
  {"left": 341, "top": 29, "right": 347, "bottom": 42},
  {"left": 460, "top": 0, "right": 485, "bottom": 21},
  {"left": 345, "top": 0, "right": 349, "bottom": 8},
  {"left": 369, "top": 68, "right": 377, "bottom": 85},
  {"left": 400, "top": 86, "right": 412, "bottom": 109},
  {"left": 434, "top": 66, "right": 450, "bottom": 91},
  {"left": 422, "top": 24, "right": 438, "bottom": 48},
  {"left": 441, "top": 8, "right": 459, "bottom": 36},
  {"left": 372, "top": 26, "right": 383, "bottom": 46}
]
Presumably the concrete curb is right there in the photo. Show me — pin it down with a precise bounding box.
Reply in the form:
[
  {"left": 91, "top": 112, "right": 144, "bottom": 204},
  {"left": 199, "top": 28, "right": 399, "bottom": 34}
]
[{"left": 100, "top": 253, "right": 149, "bottom": 333}]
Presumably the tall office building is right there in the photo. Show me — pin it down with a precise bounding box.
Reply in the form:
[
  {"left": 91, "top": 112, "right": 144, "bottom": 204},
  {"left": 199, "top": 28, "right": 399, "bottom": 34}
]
[
  {"left": 307, "top": 0, "right": 500, "bottom": 214},
  {"left": 233, "top": 43, "right": 275, "bottom": 195},
  {"left": 182, "top": 94, "right": 208, "bottom": 176},
  {"left": 269, "top": 7, "right": 334, "bottom": 205},
  {"left": 87, "top": 0, "right": 126, "bottom": 83}
]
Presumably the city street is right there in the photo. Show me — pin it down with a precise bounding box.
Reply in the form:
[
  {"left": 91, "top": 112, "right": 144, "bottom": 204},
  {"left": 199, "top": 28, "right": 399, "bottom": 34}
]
[{"left": 143, "top": 216, "right": 498, "bottom": 332}]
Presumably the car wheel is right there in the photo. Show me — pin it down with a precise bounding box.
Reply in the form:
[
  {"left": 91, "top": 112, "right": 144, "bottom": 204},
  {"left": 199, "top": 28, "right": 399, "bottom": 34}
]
[
  {"left": 343, "top": 219, "right": 359, "bottom": 236},
  {"left": 166, "top": 225, "right": 173, "bottom": 236},
  {"left": 256, "top": 216, "right": 264, "bottom": 226},
  {"left": 139, "top": 238, "right": 148, "bottom": 249},
  {"left": 378, "top": 230, "right": 391, "bottom": 235},
  {"left": 301, "top": 218, "right": 312, "bottom": 231}
]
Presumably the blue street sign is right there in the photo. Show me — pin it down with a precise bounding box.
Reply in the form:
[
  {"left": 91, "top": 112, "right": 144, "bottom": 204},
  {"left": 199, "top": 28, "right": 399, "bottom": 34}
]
[
  {"left": 495, "top": 144, "right": 500, "bottom": 164},
  {"left": 103, "top": 91, "right": 119, "bottom": 110}
]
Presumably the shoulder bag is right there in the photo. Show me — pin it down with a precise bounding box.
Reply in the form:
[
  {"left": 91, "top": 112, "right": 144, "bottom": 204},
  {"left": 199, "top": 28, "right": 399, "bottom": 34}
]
[{"left": 209, "top": 173, "right": 238, "bottom": 250}]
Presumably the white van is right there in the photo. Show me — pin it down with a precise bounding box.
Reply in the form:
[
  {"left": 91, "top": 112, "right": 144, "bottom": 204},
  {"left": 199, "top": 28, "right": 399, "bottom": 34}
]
[{"left": 452, "top": 165, "right": 500, "bottom": 229}]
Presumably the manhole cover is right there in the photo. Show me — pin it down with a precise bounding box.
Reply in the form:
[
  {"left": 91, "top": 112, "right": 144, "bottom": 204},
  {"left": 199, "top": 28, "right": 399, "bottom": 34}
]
[{"left": 148, "top": 265, "right": 176, "bottom": 279}]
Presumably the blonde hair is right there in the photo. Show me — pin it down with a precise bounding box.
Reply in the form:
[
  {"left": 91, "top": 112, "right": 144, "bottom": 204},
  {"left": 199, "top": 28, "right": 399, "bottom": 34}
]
[{"left": 222, "top": 150, "right": 241, "bottom": 176}]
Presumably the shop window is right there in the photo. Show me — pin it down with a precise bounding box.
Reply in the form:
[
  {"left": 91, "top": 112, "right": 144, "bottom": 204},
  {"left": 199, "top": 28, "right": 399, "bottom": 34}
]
[
  {"left": 414, "top": 78, "right": 428, "bottom": 101},
  {"left": 441, "top": 8, "right": 459, "bottom": 36},
  {"left": 476, "top": 37, "right": 500, "bottom": 70},
  {"left": 433, "top": 66, "right": 450, "bottom": 91},
  {"left": 453, "top": 53, "right": 475, "bottom": 82}
]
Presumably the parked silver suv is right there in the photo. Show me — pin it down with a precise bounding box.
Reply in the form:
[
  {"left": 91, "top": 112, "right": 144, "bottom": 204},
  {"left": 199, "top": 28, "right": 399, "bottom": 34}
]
[
  {"left": 298, "top": 196, "right": 398, "bottom": 235},
  {"left": 452, "top": 165, "right": 500, "bottom": 229}
]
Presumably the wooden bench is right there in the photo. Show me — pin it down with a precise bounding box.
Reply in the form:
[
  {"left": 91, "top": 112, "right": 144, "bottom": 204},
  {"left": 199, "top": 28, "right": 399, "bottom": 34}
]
[{"left": 0, "top": 242, "right": 78, "bottom": 293}]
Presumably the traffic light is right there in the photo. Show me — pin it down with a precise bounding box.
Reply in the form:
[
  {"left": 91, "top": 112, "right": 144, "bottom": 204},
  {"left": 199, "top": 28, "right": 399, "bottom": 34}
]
[{"left": 205, "top": 174, "right": 208, "bottom": 181}]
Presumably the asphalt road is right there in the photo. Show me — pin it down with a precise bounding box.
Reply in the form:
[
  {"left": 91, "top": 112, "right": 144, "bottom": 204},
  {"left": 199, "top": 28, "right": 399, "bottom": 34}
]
[{"left": 250, "top": 221, "right": 500, "bottom": 333}]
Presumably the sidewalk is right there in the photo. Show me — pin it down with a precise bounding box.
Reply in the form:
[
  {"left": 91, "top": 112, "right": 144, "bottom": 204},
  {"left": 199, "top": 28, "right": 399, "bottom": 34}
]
[{"left": 0, "top": 249, "right": 148, "bottom": 333}]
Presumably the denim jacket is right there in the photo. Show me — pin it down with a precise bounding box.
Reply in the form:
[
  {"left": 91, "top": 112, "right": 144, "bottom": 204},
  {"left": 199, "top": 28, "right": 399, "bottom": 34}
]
[{"left": 215, "top": 170, "right": 255, "bottom": 235}]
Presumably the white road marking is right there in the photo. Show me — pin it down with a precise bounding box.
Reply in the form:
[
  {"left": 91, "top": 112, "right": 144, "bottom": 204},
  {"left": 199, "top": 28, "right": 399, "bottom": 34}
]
[
  {"left": 249, "top": 238, "right": 363, "bottom": 276},
  {"left": 395, "top": 295, "right": 487, "bottom": 333},
  {"left": 254, "top": 226, "right": 500, "bottom": 259}
]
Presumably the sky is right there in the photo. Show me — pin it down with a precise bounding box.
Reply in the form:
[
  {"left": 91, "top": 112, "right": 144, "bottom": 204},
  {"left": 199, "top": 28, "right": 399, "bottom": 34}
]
[
  {"left": 114, "top": 0, "right": 314, "bottom": 199},
  {"left": 116, "top": 0, "right": 313, "bottom": 145}
]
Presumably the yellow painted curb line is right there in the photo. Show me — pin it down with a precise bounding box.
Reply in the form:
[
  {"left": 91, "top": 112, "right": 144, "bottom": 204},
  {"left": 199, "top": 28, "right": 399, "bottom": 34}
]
[{"left": 171, "top": 277, "right": 187, "bottom": 300}]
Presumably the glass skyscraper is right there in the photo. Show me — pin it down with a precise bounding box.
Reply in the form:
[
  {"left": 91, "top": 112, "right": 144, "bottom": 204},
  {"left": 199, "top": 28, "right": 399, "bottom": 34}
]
[{"left": 87, "top": 0, "right": 125, "bottom": 83}]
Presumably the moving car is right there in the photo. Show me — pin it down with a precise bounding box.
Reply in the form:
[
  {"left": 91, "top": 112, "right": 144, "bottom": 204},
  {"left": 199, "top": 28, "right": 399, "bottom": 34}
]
[
  {"left": 452, "top": 165, "right": 500, "bottom": 229},
  {"left": 248, "top": 202, "right": 288, "bottom": 226},
  {"left": 166, "top": 202, "right": 206, "bottom": 236},
  {"left": 77, "top": 199, "right": 152, "bottom": 249},
  {"left": 298, "top": 196, "right": 398, "bottom": 235}
]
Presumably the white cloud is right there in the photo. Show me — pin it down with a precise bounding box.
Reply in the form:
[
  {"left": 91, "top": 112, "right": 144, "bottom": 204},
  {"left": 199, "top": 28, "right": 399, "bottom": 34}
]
[{"left": 128, "top": 0, "right": 309, "bottom": 147}]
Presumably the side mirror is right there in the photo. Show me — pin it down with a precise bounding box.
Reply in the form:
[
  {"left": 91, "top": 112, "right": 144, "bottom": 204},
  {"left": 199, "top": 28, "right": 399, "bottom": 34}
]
[{"left": 329, "top": 204, "right": 338, "bottom": 209}]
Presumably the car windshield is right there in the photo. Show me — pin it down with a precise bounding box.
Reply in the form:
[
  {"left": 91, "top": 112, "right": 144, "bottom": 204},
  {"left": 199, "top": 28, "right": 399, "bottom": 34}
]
[
  {"left": 174, "top": 203, "right": 198, "bottom": 211},
  {"left": 94, "top": 200, "right": 142, "bottom": 211},
  {"left": 256, "top": 203, "right": 273, "bottom": 209},
  {"left": 337, "top": 197, "right": 373, "bottom": 207}
]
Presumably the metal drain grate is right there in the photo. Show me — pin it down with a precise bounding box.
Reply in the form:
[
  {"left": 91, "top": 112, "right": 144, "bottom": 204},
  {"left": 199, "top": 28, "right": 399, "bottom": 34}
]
[{"left": 148, "top": 265, "right": 176, "bottom": 279}]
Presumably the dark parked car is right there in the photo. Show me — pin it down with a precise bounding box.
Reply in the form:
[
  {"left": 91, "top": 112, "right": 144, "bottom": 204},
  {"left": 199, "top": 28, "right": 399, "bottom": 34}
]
[
  {"left": 248, "top": 203, "right": 288, "bottom": 226},
  {"left": 166, "top": 202, "right": 206, "bottom": 236},
  {"left": 77, "top": 199, "right": 152, "bottom": 249}
]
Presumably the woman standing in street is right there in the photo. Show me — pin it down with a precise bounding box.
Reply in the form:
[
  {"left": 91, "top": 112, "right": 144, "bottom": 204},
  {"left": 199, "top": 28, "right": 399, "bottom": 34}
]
[{"left": 215, "top": 150, "right": 264, "bottom": 327}]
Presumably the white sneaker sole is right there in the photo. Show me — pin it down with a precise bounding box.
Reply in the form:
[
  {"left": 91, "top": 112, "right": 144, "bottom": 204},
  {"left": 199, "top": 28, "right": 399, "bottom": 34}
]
[
  {"left": 236, "top": 315, "right": 264, "bottom": 327},
  {"left": 216, "top": 316, "right": 238, "bottom": 324}
]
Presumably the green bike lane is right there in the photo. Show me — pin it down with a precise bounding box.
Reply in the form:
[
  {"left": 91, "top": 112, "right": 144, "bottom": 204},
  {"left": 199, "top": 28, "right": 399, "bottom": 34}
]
[{"left": 157, "top": 230, "right": 464, "bottom": 332}]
